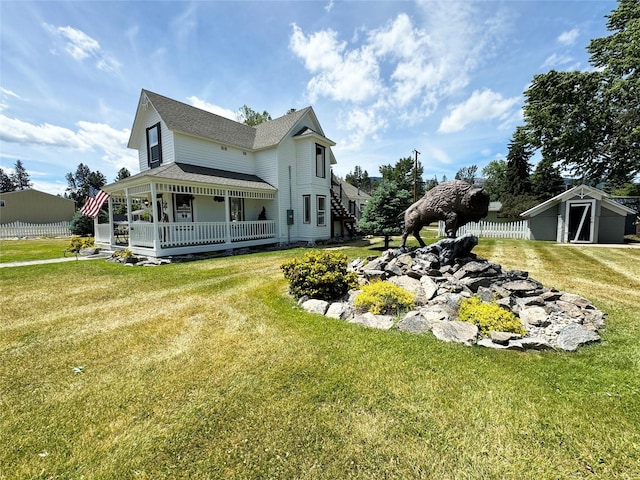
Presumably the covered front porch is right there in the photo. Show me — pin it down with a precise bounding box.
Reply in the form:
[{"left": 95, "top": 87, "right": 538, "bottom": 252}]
[{"left": 96, "top": 163, "right": 278, "bottom": 257}]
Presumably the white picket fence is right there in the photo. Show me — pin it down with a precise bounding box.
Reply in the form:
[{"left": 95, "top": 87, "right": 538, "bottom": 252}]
[
  {"left": 0, "top": 221, "right": 73, "bottom": 238},
  {"left": 438, "top": 219, "right": 531, "bottom": 240}
]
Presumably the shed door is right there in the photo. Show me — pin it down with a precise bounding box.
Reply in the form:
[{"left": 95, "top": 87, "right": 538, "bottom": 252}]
[{"left": 567, "top": 200, "right": 595, "bottom": 243}]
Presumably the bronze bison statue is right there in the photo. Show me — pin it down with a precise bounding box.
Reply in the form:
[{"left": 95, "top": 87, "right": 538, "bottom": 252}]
[{"left": 399, "top": 180, "right": 490, "bottom": 249}]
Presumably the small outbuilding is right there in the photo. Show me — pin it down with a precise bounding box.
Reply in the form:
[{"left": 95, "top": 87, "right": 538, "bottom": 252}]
[
  {"left": 521, "top": 184, "right": 637, "bottom": 244},
  {"left": 0, "top": 189, "right": 76, "bottom": 224}
]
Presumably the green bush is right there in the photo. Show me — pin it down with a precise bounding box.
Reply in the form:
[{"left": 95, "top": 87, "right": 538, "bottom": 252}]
[
  {"left": 354, "top": 281, "right": 415, "bottom": 315},
  {"left": 70, "top": 209, "right": 107, "bottom": 236},
  {"left": 67, "top": 236, "right": 95, "bottom": 253},
  {"left": 281, "top": 251, "right": 358, "bottom": 301},
  {"left": 458, "top": 296, "right": 527, "bottom": 336}
]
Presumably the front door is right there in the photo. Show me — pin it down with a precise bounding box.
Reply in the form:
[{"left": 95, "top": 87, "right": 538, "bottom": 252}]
[{"left": 567, "top": 200, "right": 595, "bottom": 243}]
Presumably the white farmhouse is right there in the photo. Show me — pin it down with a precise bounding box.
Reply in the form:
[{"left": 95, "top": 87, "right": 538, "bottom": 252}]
[{"left": 97, "top": 89, "right": 341, "bottom": 256}]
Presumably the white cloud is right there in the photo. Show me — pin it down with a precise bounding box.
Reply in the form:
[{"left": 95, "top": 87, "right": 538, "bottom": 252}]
[
  {"left": 186, "top": 96, "right": 238, "bottom": 121},
  {"left": 0, "top": 114, "right": 137, "bottom": 173},
  {"left": 438, "top": 89, "right": 520, "bottom": 133},
  {"left": 42, "top": 23, "right": 121, "bottom": 73},
  {"left": 289, "top": 23, "right": 382, "bottom": 103},
  {"left": 558, "top": 28, "right": 579, "bottom": 46},
  {"left": 325, "top": 0, "right": 334, "bottom": 13},
  {"left": 289, "top": 2, "right": 508, "bottom": 146},
  {"left": 541, "top": 53, "right": 577, "bottom": 70}
]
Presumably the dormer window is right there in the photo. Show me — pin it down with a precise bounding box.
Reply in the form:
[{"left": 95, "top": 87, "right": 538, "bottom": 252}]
[
  {"left": 146, "top": 122, "right": 162, "bottom": 168},
  {"left": 316, "top": 144, "right": 326, "bottom": 178}
]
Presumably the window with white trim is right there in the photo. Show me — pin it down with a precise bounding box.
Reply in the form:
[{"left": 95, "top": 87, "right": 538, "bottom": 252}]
[
  {"left": 317, "top": 195, "right": 326, "bottom": 226},
  {"left": 303, "top": 195, "right": 311, "bottom": 223},
  {"left": 315, "top": 144, "right": 326, "bottom": 178},
  {"left": 146, "top": 122, "right": 162, "bottom": 168}
]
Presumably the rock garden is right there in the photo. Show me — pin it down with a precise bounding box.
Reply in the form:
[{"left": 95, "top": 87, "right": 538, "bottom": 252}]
[{"left": 290, "top": 234, "right": 605, "bottom": 352}]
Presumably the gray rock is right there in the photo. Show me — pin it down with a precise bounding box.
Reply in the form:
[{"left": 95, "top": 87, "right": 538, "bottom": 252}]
[
  {"left": 502, "top": 279, "right": 541, "bottom": 295},
  {"left": 431, "top": 320, "right": 478, "bottom": 346},
  {"left": 559, "top": 293, "right": 592, "bottom": 309},
  {"left": 397, "top": 311, "right": 434, "bottom": 334},
  {"left": 490, "top": 331, "right": 522, "bottom": 345},
  {"left": 556, "top": 324, "right": 601, "bottom": 351},
  {"left": 349, "top": 312, "right": 394, "bottom": 330},
  {"left": 511, "top": 337, "right": 554, "bottom": 351},
  {"left": 420, "top": 305, "right": 451, "bottom": 323},
  {"left": 388, "top": 275, "right": 422, "bottom": 295},
  {"left": 477, "top": 338, "right": 524, "bottom": 350},
  {"left": 363, "top": 269, "right": 386, "bottom": 280},
  {"left": 519, "top": 306, "right": 550, "bottom": 327},
  {"left": 420, "top": 276, "right": 438, "bottom": 301},
  {"left": 326, "top": 302, "right": 351, "bottom": 319},
  {"left": 301, "top": 299, "right": 330, "bottom": 315}
]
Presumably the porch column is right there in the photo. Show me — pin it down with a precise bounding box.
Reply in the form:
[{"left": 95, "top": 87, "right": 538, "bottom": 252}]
[
  {"left": 150, "top": 182, "right": 160, "bottom": 251},
  {"left": 126, "top": 187, "right": 132, "bottom": 247},
  {"left": 108, "top": 197, "right": 115, "bottom": 245},
  {"left": 224, "top": 190, "right": 232, "bottom": 244}
]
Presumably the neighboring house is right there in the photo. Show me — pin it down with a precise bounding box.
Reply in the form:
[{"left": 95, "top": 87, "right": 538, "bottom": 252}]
[
  {"left": 520, "top": 184, "right": 637, "bottom": 244},
  {"left": 330, "top": 173, "right": 370, "bottom": 237},
  {"left": 0, "top": 189, "right": 75, "bottom": 224},
  {"left": 96, "top": 89, "right": 338, "bottom": 256}
]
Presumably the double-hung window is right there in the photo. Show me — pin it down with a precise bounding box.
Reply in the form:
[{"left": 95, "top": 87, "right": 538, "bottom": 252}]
[
  {"left": 146, "top": 122, "right": 162, "bottom": 168},
  {"left": 315, "top": 144, "right": 326, "bottom": 178},
  {"left": 317, "top": 195, "right": 326, "bottom": 226}
]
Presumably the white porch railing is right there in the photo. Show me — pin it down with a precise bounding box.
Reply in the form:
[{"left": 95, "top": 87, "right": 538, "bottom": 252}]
[
  {"left": 108, "top": 220, "right": 278, "bottom": 249},
  {"left": 438, "top": 220, "right": 531, "bottom": 240},
  {"left": 0, "top": 221, "right": 72, "bottom": 238}
]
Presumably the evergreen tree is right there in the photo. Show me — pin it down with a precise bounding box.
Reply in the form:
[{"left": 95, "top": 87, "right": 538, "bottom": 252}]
[
  {"left": 424, "top": 176, "right": 439, "bottom": 192},
  {"left": 505, "top": 128, "right": 532, "bottom": 196},
  {"left": 531, "top": 158, "right": 565, "bottom": 200},
  {"left": 114, "top": 167, "right": 131, "bottom": 182},
  {"left": 11, "top": 160, "right": 32, "bottom": 190},
  {"left": 358, "top": 179, "right": 412, "bottom": 249},
  {"left": 0, "top": 168, "right": 15, "bottom": 192},
  {"left": 345, "top": 166, "right": 372, "bottom": 193},
  {"left": 65, "top": 163, "right": 107, "bottom": 208},
  {"left": 379, "top": 156, "right": 425, "bottom": 199}
]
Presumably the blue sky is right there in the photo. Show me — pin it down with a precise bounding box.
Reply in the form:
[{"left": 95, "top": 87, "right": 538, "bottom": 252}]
[{"left": 0, "top": 0, "right": 617, "bottom": 196}]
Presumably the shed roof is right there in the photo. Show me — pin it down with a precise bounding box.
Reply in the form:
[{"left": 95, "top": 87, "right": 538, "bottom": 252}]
[{"left": 521, "top": 184, "right": 637, "bottom": 218}]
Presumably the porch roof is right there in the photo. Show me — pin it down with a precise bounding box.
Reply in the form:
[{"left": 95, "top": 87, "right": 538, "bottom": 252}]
[{"left": 105, "top": 162, "right": 277, "bottom": 193}]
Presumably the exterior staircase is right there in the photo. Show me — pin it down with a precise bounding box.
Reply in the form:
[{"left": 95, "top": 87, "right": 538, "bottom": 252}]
[{"left": 330, "top": 187, "right": 357, "bottom": 237}]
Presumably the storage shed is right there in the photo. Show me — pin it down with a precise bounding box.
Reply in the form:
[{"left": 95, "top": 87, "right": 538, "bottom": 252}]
[
  {"left": 0, "top": 189, "right": 76, "bottom": 224},
  {"left": 521, "top": 184, "right": 637, "bottom": 244}
]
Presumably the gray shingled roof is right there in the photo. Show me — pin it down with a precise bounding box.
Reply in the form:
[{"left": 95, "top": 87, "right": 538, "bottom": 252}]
[
  {"left": 142, "top": 90, "right": 314, "bottom": 150},
  {"left": 106, "top": 162, "right": 276, "bottom": 192}
]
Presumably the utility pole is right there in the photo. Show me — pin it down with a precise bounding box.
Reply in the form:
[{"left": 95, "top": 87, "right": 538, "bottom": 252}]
[{"left": 412, "top": 149, "right": 421, "bottom": 202}]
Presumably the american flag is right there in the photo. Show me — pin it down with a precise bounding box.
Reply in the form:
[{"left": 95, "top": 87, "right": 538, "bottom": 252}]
[{"left": 81, "top": 185, "right": 110, "bottom": 218}]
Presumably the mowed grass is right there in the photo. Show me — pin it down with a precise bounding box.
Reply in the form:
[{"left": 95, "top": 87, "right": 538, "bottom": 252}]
[
  {"left": 1, "top": 237, "right": 639, "bottom": 479},
  {"left": 0, "top": 238, "right": 71, "bottom": 263}
]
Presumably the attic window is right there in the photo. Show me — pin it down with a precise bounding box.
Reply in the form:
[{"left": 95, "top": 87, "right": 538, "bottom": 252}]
[{"left": 146, "top": 123, "right": 162, "bottom": 168}]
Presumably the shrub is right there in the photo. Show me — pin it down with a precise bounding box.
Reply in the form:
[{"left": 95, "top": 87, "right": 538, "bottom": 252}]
[
  {"left": 112, "top": 248, "right": 134, "bottom": 259},
  {"left": 70, "top": 210, "right": 107, "bottom": 236},
  {"left": 67, "top": 236, "right": 95, "bottom": 253},
  {"left": 354, "top": 281, "right": 415, "bottom": 315},
  {"left": 280, "top": 251, "right": 358, "bottom": 301},
  {"left": 458, "top": 296, "right": 526, "bottom": 336}
]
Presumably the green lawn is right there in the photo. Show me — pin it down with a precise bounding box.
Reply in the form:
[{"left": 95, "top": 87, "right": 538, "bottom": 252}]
[
  {"left": 0, "top": 237, "right": 71, "bottom": 263},
  {"left": 1, "top": 237, "right": 639, "bottom": 479}
]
